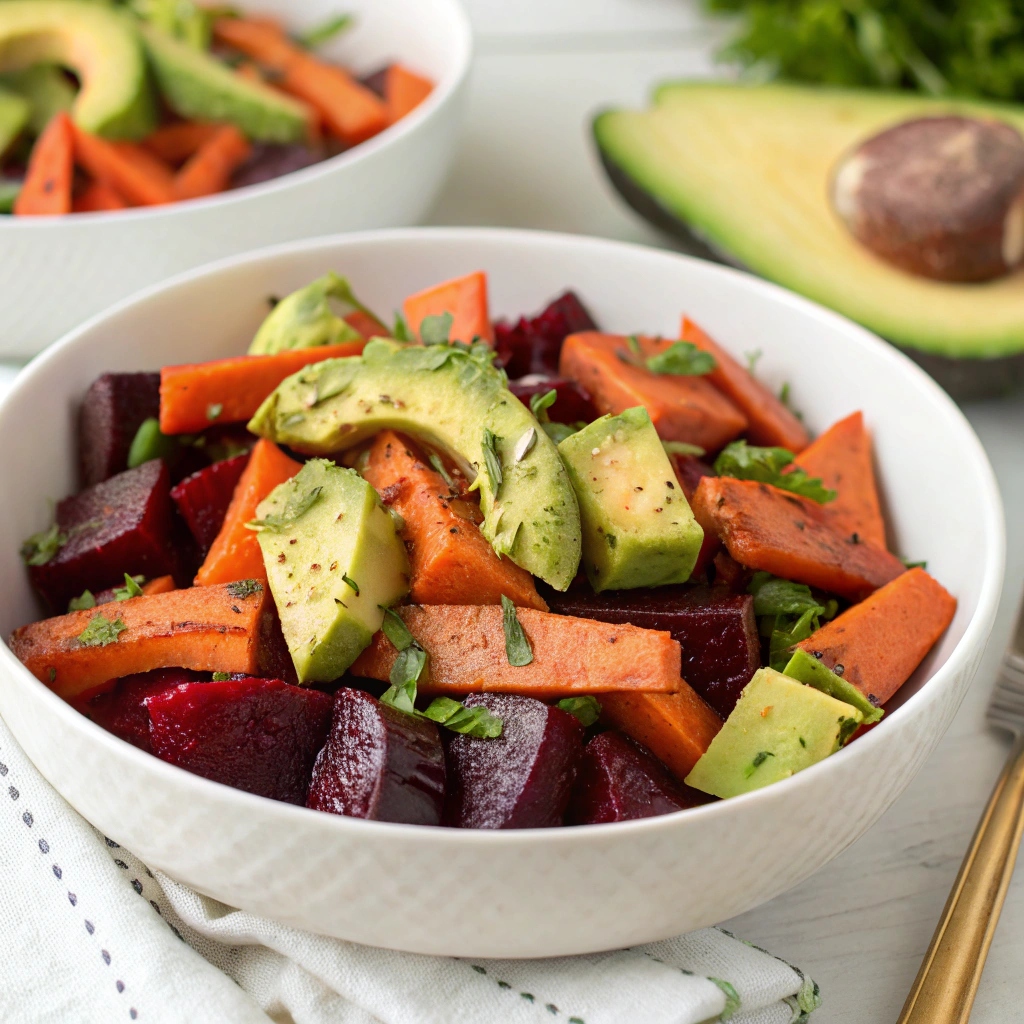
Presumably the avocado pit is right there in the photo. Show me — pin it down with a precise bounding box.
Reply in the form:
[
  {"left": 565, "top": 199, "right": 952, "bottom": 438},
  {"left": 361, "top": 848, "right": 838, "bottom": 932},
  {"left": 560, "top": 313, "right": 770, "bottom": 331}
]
[{"left": 832, "top": 115, "right": 1024, "bottom": 283}]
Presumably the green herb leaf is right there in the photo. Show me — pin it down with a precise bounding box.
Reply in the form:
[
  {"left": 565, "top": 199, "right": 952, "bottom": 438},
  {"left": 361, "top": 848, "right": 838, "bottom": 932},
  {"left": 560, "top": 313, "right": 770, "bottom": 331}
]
[
  {"left": 212, "top": 672, "right": 231, "bottom": 681},
  {"left": 294, "top": 12, "right": 354, "bottom": 48},
  {"left": 20, "top": 523, "right": 66, "bottom": 567},
  {"left": 745, "top": 349, "right": 762, "bottom": 375},
  {"left": 428, "top": 452, "right": 454, "bottom": 488},
  {"left": 76, "top": 614, "right": 127, "bottom": 649},
  {"left": 481, "top": 427, "right": 503, "bottom": 494},
  {"left": 381, "top": 644, "right": 427, "bottom": 714},
  {"left": 529, "top": 388, "right": 558, "bottom": 423},
  {"left": 248, "top": 485, "right": 324, "bottom": 532},
  {"left": 661, "top": 440, "right": 706, "bottom": 457},
  {"left": 713, "top": 440, "right": 836, "bottom": 503},
  {"left": 113, "top": 574, "right": 145, "bottom": 601},
  {"left": 778, "top": 381, "right": 804, "bottom": 422},
  {"left": 902, "top": 557, "right": 927, "bottom": 570},
  {"left": 748, "top": 572, "right": 824, "bottom": 618},
  {"left": 68, "top": 590, "right": 96, "bottom": 613},
  {"left": 392, "top": 311, "right": 412, "bottom": 343},
  {"left": 557, "top": 696, "right": 602, "bottom": 727},
  {"left": 206, "top": 403, "right": 223, "bottom": 421},
  {"left": 127, "top": 417, "right": 178, "bottom": 469},
  {"left": 420, "top": 312, "right": 454, "bottom": 346},
  {"left": 380, "top": 607, "right": 415, "bottom": 651},
  {"left": 646, "top": 341, "right": 716, "bottom": 376},
  {"left": 743, "top": 750, "right": 775, "bottom": 779},
  {"left": 341, "top": 573, "right": 360, "bottom": 596},
  {"left": 749, "top": 572, "right": 838, "bottom": 671},
  {"left": 501, "top": 595, "right": 533, "bottom": 666},
  {"left": 626, "top": 333, "right": 642, "bottom": 355},
  {"left": 543, "top": 422, "right": 581, "bottom": 444},
  {"left": 421, "top": 696, "right": 504, "bottom": 738},
  {"left": 226, "top": 579, "right": 263, "bottom": 599}
]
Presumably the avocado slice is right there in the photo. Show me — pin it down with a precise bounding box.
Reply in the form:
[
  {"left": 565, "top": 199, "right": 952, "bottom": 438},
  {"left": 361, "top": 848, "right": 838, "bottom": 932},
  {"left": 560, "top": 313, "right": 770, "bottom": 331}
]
[
  {"left": 0, "top": 1, "right": 155, "bottom": 139},
  {"left": 595, "top": 82, "right": 1024, "bottom": 367},
  {"left": 254, "top": 459, "right": 410, "bottom": 683},
  {"left": 249, "top": 340, "right": 583, "bottom": 591},
  {"left": 685, "top": 667, "right": 863, "bottom": 799},
  {"left": 558, "top": 407, "right": 704, "bottom": 591},
  {"left": 140, "top": 23, "right": 309, "bottom": 143},
  {"left": 0, "top": 86, "right": 28, "bottom": 158},
  {"left": 0, "top": 65, "right": 75, "bottom": 135},
  {"left": 249, "top": 273, "right": 365, "bottom": 355},
  {"left": 782, "top": 648, "right": 883, "bottom": 725}
]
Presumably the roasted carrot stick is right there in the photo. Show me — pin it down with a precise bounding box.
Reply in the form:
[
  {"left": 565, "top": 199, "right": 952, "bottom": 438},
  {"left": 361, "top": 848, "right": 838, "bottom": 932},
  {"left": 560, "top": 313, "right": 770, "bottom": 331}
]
[
  {"left": 14, "top": 112, "right": 73, "bottom": 216},
  {"left": 72, "top": 180, "right": 127, "bottom": 213},
  {"left": 402, "top": 271, "right": 495, "bottom": 344},
  {"left": 173, "top": 124, "right": 252, "bottom": 201},
  {"left": 159, "top": 340, "right": 365, "bottom": 434},
  {"left": 143, "top": 121, "right": 222, "bottom": 164},
  {"left": 681, "top": 317, "right": 810, "bottom": 453},
  {"left": 691, "top": 476, "right": 905, "bottom": 602},
  {"left": 196, "top": 439, "right": 302, "bottom": 587},
  {"left": 362, "top": 431, "right": 547, "bottom": 609},
  {"left": 796, "top": 567, "right": 956, "bottom": 707},
  {"left": 10, "top": 581, "right": 281, "bottom": 701},
  {"left": 560, "top": 332, "right": 748, "bottom": 452},
  {"left": 71, "top": 125, "right": 176, "bottom": 206},
  {"left": 350, "top": 604, "right": 683, "bottom": 701},
  {"left": 795, "top": 411, "right": 887, "bottom": 549},
  {"left": 600, "top": 688, "right": 722, "bottom": 782},
  {"left": 343, "top": 309, "right": 388, "bottom": 339},
  {"left": 384, "top": 64, "right": 433, "bottom": 123}
]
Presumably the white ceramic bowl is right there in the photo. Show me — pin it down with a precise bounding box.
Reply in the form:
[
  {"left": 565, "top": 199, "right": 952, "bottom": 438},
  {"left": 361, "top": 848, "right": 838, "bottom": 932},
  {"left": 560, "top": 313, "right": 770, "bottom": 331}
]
[
  {"left": 0, "top": 0, "right": 470, "bottom": 357},
  {"left": 0, "top": 229, "right": 1004, "bottom": 958}
]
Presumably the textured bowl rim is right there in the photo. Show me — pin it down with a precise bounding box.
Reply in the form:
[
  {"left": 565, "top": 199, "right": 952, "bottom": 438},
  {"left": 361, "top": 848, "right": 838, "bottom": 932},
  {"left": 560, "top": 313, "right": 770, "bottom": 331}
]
[
  {"left": 0, "top": 0, "right": 472, "bottom": 227},
  {"left": 0, "top": 226, "right": 1006, "bottom": 848}
]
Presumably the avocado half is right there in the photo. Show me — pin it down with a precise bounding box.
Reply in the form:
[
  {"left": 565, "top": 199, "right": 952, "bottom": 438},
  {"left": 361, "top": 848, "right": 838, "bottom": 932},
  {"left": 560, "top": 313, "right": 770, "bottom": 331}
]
[{"left": 595, "top": 82, "right": 1024, "bottom": 396}]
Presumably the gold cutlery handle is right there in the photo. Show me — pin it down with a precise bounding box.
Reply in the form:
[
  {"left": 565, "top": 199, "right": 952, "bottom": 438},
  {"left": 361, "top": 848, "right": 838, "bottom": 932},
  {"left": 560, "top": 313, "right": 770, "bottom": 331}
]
[{"left": 898, "top": 734, "right": 1024, "bottom": 1024}]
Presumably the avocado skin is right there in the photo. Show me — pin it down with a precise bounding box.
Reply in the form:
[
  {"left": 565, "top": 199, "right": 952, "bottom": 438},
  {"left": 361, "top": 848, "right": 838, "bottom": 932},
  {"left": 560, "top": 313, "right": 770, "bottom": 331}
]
[
  {"left": 249, "top": 340, "right": 582, "bottom": 592},
  {"left": 595, "top": 82, "right": 1024, "bottom": 390},
  {"left": 141, "top": 23, "right": 309, "bottom": 144},
  {"left": 0, "top": 2, "right": 155, "bottom": 139}
]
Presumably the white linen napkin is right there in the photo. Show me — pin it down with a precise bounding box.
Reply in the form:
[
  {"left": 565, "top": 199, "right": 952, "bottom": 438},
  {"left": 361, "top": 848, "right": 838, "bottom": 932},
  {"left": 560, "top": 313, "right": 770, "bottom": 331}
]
[{"left": 0, "top": 713, "right": 820, "bottom": 1024}]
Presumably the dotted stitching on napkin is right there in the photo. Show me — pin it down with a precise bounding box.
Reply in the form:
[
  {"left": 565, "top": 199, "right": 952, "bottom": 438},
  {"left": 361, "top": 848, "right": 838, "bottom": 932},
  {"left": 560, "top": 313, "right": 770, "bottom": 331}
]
[
  {"left": 468, "top": 964, "right": 586, "bottom": 1022},
  {"left": 4, "top": 743, "right": 138, "bottom": 1019}
]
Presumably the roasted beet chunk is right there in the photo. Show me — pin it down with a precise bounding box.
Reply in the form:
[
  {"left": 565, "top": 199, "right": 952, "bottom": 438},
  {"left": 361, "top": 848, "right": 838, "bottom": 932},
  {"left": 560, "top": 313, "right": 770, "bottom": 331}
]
[
  {"left": 85, "top": 669, "right": 205, "bottom": 753},
  {"left": 146, "top": 678, "right": 333, "bottom": 804},
  {"left": 78, "top": 372, "right": 161, "bottom": 488},
  {"left": 494, "top": 291, "right": 598, "bottom": 378},
  {"left": 568, "top": 731, "right": 704, "bottom": 825},
  {"left": 26, "top": 459, "right": 178, "bottom": 612},
  {"left": 670, "top": 452, "right": 716, "bottom": 502},
  {"left": 443, "top": 693, "right": 583, "bottom": 829},
  {"left": 231, "top": 143, "right": 324, "bottom": 190},
  {"left": 171, "top": 452, "right": 250, "bottom": 554},
  {"left": 306, "top": 688, "right": 446, "bottom": 825},
  {"left": 542, "top": 584, "right": 760, "bottom": 719},
  {"left": 508, "top": 376, "right": 597, "bottom": 425}
]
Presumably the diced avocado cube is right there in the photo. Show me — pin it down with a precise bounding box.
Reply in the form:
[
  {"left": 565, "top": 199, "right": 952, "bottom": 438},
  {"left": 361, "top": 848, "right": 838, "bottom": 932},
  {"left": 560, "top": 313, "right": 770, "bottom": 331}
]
[
  {"left": 557, "top": 406, "right": 704, "bottom": 591},
  {"left": 783, "top": 648, "right": 883, "bottom": 724},
  {"left": 249, "top": 273, "right": 364, "bottom": 355},
  {"left": 685, "top": 667, "right": 864, "bottom": 799},
  {"left": 255, "top": 459, "right": 409, "bottom": 683}
]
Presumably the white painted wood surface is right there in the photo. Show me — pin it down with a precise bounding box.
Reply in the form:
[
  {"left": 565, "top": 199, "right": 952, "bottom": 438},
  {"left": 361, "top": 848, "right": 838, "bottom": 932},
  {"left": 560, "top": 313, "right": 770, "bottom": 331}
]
[{"left": 425, "top": 4, "right": 1024, "bottom": 1021}]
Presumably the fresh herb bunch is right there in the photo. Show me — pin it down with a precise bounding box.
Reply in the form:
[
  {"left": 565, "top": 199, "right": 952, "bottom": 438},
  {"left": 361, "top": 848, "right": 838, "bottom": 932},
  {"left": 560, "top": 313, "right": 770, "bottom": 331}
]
[{"left": 704, "top": 0, "right": 1024, "bottom": 102}]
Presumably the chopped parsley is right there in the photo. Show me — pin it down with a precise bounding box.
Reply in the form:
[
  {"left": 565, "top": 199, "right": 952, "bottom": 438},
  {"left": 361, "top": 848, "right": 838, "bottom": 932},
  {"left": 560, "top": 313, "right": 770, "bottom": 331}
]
[
  {"left": 645, "top": 341, "right": 716, "bottom": 376},
  {"left": 226, "top": 579, "right": 264, "bottom": 600},
  {"left": 248, "top": 485, "right": 324, "bottom": 532},
  {"left": 713, "top": 440, "right": 836, "bottom": 503},
  {"left": 392, "top": 310, "right": 412, "bottom": 343},
  {"left": 903, "top": 558, "right": 927, "bottom": 570},
  {"left": 419, "top": 311, "right": 454, "bottom": 346},
  {"left": 294, "top": 12, "right": 354, "bottom": 48},
  {"left": 481, "top": 427, "right": 503, "bottom": 494},
  {"left": 20, "top": 523, "right": 65, "bottom": 567},
  {"left": 113, "top": 574, "right": 145, "bottom": 601},
  {"left": 212, "top": 672, "right": 231, "bottom": 681},
  {"left": 380, "top": 607, "right": 415, "bottom": 650},
  {"left": 428, "top": 452, "right": 454, "bottom": 488},
  {"left": 501, "top": 595, "right": 533, "bottom": 667},
  {"left": 745, "top": 349, "right": 762, "bottom": 374},
  {"left": 743, "top": 750, "right": 775, "bottom": 778},
  {"left": 76, "top": 614, "right": 126, "bottom": 648},
  {"left": 748, "top": 572, "right": 838, "bottom": 671},
  {"left": 529, "top": 388, "right": 558, "bottom": 422},
  {"left": 421, "top": 696, "right": 503, "bottom": 738},
  {"left": 341, "top": 573, "right": 360, "bottom": 596},
  {"left": 68, "top": 590, "right": 96, "bottom": 613},
  {"left": 542, "top": 422, "right": 581, "bottom": 444},
  {"left": 557, "top": 696, "right": 602, "bottom": 727}
]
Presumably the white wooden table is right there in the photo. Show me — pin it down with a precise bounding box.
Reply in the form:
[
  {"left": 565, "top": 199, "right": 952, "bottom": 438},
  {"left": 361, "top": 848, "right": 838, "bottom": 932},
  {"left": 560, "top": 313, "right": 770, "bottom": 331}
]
[{"left": 428, "top": 3, "right": 1024, "bottom": 1021}]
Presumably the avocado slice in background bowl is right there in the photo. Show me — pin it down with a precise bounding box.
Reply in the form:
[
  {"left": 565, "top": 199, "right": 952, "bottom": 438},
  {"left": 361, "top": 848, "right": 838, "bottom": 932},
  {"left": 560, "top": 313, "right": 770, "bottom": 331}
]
[{"left": 594, "top": 81, "right": 1024, "bottom": 399}]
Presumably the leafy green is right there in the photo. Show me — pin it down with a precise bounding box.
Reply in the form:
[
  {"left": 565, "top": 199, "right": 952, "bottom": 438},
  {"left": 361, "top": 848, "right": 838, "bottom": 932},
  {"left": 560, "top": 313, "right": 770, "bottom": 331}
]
[
  {"left": 20, "top": 523, "right": 65, "bottom": 567},
  {"left": 481, "top": 427, "right": 503, "bottom": 494},
  {"left": 748, "top": 571, "right": 838, "bottom": 671},
  {"left": 392, "top": 311, "right": 412, "bottom": 343},
  {"left": 428, "top": 452, "right": 454, "bottom": 488},
  {"left": 421, "top": 696, "right": 504, "bottom": 738},
  {"left": 703, "top": 0, "right": 1024, "bottom": 102},
  {"left": 557, "top": 696, "right": 602, "bottom": 727},
  {"left": 743, "top": 749, "right": 775, "bottom": 779},
  {"left": 382, "top": 646, "right": 428, "bottom": 713},
  {"left": 661, "top": 440, "right": 706, "bottom": 457},
  {"left": 646, "top": 341, "right": 716, "bottom": 376},
  {"left": 226, "top": 579, "right": 263, "bottom": 600},
  {"left": 294, "top": 12, "right": 354, "bottom": 48},
  {"left": 127, "top": 417, "right": 177, "bottom": 469},
  {"left": 529, "top": 388, "right": 558, "bottom": 422},
  {"left": 113, "top": 574, "right": 145, "bottom": 601},
  {"left": 420, "top": 312, "right": 454, "bottom": 346},
  {"left": 248, "top": 485, "right": 324, "bottom": 532},
  {"left": 212, "top": 672, "right": 231, "bottom": 681},
  {"left": 76, "top": 614, "right": 127, "bottom": 649},
  {"left": 543, "top": 422, "right": 582, "bottom": 444},
  {"left": 341, "top": 573, "right": 360, "bottom": 596},
  {"left": 501, "top": 595, "right": 533, "bottom": 666},
  {"left": 713, "top": 440, "right": 836, "bottom": 503},
  {"left": 68, "top": 590, "right": 96, "bottom": 613}
]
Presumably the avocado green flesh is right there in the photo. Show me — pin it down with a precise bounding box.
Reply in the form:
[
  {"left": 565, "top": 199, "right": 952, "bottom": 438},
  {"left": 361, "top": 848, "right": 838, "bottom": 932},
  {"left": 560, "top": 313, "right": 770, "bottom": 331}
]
[
  {"left": 0, "top": 64, "right": 75, "bottom": 135},
  {"left": 783, "top": 648, "right": 883, "bottom": 725},
  {"left": 248, "top": 340, "right": 583, "bottom": 591},
  {"left": 0, "top": 1, "right": 155, "bottom": 139},
  {"left": 255, "top": 459, "right": 410, "bottom": 684},
  {"left": 559, "top": 407, "right": 704, "bottom": 591},
  {"left": 595, "top": 82, "right": 1024, "bottom": 359},
  {"left": 0, "top": 86, "right": 28, "bottom": 156},
  {"left": 685, "top": 667, "right": 864, "bottom": 799},
  {"left": 249, "top": 272, "right": 364, "bottom": 355},
  {"left": 141, "top": 23, "right": 309, "bottom": 144}
]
